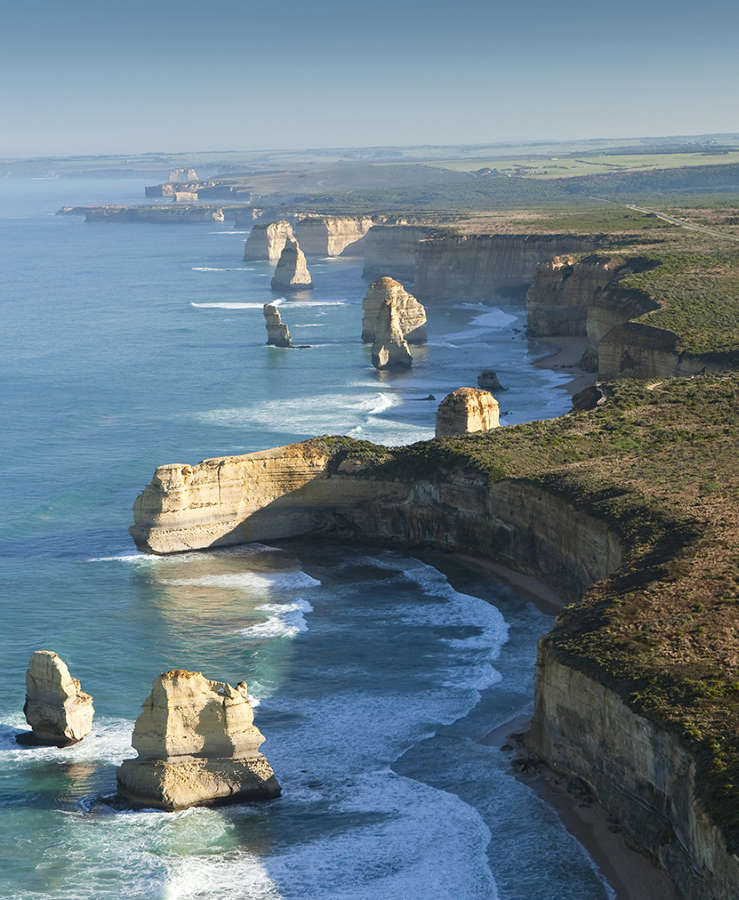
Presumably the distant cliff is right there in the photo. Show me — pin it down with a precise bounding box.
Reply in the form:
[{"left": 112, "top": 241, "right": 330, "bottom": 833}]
[
  {"left": 57, "top": 205, "right": 225, "bottom": 224},
  {"left": 294, "top": 215, "right": 377, "bottom": 256}
]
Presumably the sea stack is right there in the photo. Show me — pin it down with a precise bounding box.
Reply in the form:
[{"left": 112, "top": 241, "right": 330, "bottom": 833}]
[
  {"left": 264, "top": 303, "right": 292, "bottom": 347},
  {"left": 361, "top": 277, "right": 427, "bottom": 344},
  {"left": 243, "top": 220, "right": 295, "bottom": 262},
  {"left": 271, "top": 237, "right": 313, "bottom": 292},
  {"left": 477, "top": 370, "right": 506, "bottom": 391},
  {"left": 372, "top": 299, "right": 413, "bottom": 370},
  {"left": 117, "top": 670, "right": 280, "bottom": 810},
  {"left": 436, "top": 388, "right": 500, "bottom": 437},
  {"left": 17, "top": 650, "right": 94, "bottom": 747}
]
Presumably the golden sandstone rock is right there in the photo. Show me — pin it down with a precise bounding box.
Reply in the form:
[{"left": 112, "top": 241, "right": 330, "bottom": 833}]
[
  {"left": 371, "top": 298, "right": 413, "bottom": 370},
  {"left": 117, "top": 670, "right": 280, "bottom": 810},
  {"left": 18, "top": 650, "right": 94, "bottom": 747},
  {"left": 263, "top": 303, "right": 292, "bottom": 347},
  {"left": 435, "top": 387, "right": 500, "bottom": 437},
  {"left": 361, "top": 277, "right": 427, "bottom": 345}
]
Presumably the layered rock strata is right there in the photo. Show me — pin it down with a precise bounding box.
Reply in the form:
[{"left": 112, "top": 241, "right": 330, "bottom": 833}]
[
  {"left": 117, "top": 670, "right": 280, "bottom": 810},
  {"left": 414, "top": 234, "right": 600, "bottom": 301},
  {"left": 271, "top": 238, "right": 313, "bottom": 292},
  {"left": 17, "top": 650, "right": 94, "bottom": 747},
  {"left": 361, "top": 277, "right": 427, "bottom": 344},
  {"left": 435, "top": 388, "right": 499, "bottom": 437},
  {"left": 362, "top": 225, "right": 437, "bottom": 281},
  {"left": 371, "top": 300, "right": 413, "bottom": 370},
  {"left": 263, "top": 303, "right": 292, "bottom": 347},
  {"left": 244, "top": 220, "right": 295, "bottom": 262},
  {"left": 294, "top": 215, "right": 376, "bottom": 256}
]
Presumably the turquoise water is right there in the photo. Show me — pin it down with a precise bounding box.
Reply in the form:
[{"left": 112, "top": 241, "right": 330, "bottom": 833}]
[{"left": 0, "top": 178, "right": 611, "bottom": 898}]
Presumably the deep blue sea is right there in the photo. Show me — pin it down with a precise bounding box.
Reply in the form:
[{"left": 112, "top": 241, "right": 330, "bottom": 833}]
[{"left": 0, "top": 178, "right": 612, "bottom": 899}]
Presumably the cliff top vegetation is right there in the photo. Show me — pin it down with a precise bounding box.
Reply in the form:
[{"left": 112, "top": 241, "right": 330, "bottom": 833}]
[{"left": 319, "top": 374, "right": 739, "bottom": 850}]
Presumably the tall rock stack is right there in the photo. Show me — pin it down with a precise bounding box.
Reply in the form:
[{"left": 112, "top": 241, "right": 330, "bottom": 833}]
[
  {"left": 271, "top": 238, "right": 313, "bottom": 292},
  {"left": 117, "top": 669, "right": 281, "bottom": 810},
  {"left": 362, "top": 277, "right": 427, "bottom": 344},
  {"left": 372, "top": 299, "right": 413, "bottom": 370},
  {"left": 17, "top": 650, "right": 94, "bottom": 747},
  {"left": 244, "top": 220, "right": 295, "bottom": 262},
  {"left": 436, "top": 388, "right": 500, "bottom": 437},
  {"left": 263, "top": 303, "right": 292, "bottom": 347}
]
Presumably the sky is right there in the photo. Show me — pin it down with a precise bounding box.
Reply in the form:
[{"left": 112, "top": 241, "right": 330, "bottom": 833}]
[{"left": 0, "top": 0, "right": 737, "bottom": 157}]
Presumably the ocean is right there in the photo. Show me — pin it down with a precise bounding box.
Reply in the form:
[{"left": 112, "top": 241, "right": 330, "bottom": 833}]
[{"left": 0, "top": 177, "right": 612, "bottom": 899}]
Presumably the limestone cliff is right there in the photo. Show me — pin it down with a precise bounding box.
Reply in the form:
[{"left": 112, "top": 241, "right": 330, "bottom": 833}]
[
  {"left": 18, "top": 650, "right": 94, "bottom": 747},
  {"left": 243, "top": 220, "right": 295, "bottom": 262},
  {"left": 117, "top": 669, "right": 280, "bottom": 810},
  {"left": 263, "top": 303, "right": 292, "bottom": 347},
  {"left": 129, "top": 376, "right": 739, "bottom": 896},
  {"left": 436, "top": 388, "right": 499, "bottom": 437},
  {"left": 414, "top": 234, "right": 600, "bottom": 301},
  {"left": 361, "top": 277, "right": 427, "bottom": 344},
  {"left": 362, "top": 225, "right": 437, "bottom": 281},
  {"left": 372, "top": 300, "right": 413, "bottom": 370},
  {"left": 294, "top": 215, "right": 377, "bottom": 256},
  {"left": 169, "top": 168, "right": 199, "bottom": 182},
  {"left": 57, "top": 206, "right": 225, "bottom": 224},
  {"left": 271, "top": 238, "right": 312, "bottom": 292}
]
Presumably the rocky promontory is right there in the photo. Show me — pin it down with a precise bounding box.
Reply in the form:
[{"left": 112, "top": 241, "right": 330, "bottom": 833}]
[
  {"left": 57, "top": 205, "right": 226, "bottom": 224},
  {"left": 361, "top": 277, "right": 427, "bottom": 344},
  {"left": 264, "top": 303, "right": 292, "bottom": 347},
  {"left": 271, "top": 237, "right": 312, "bottom": 292},
  {"left": 117, "top": 669, "right": 280, "bottom": 810},
  {"left": 243, "top": 220, "right": 295, "bottom": 262},
  {"left": 17, "top": 650, "right": 94, "bottom": 747},
  {"left": 129, "top": 376, "right": 739, "bottom": 898}
]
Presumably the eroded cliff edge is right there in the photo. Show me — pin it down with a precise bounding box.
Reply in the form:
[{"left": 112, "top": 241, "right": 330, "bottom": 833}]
[{"left": 130, "top": 376, "right": 738, "bottom": 899}]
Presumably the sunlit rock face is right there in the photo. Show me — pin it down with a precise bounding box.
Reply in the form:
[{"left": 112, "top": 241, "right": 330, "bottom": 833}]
[
  {"left": 117, "top": 669, "right": 280, "bottom": 810},
  {"left": 371, "top": 299, "right": 413, "bottom": 370},
  {"left": 435, "top": 387, "right": 499, "bottom": 437},
  {"left": 243, "top": 220, "right": 295, "bottom": 262},
  {"left": 271, "top": 238, "right": 313, "bottom": 292},
  {"left": 18, "top": 650, "right": 94, "bottom": 747},
  {"left": 361, "top": 277, "right": 427, "bottom": 345}
]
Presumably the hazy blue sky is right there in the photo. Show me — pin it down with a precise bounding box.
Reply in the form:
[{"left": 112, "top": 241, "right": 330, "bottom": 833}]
[{"left": 1, "top": 0, "right": 737, "bottom": 156}]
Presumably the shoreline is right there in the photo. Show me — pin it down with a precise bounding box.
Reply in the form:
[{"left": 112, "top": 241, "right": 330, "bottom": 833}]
[
  {"left": 448, "top": 554, "right": 676, "bottom": 900},
  {"left": 532, "top": 334, "right": 596, "bottom": 396}
]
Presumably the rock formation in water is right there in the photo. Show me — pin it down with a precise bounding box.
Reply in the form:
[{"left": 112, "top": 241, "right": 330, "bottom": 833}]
[
  {"left": 271, "top": 238, "right": 313, "bottom": 292},
  {"left": 17, "top": 650, "right": 94, "bottom": 747},
  {"left": 173, "top": 191, "right": 198, "bottom": 203},
  {"left": 243, "top": 220, "right": 295, "bottom": 262},
  {"left": 477, "top": 370, "right": 506, "bottom": 391},
  {"left": 435, "top": 387, "right": 500, "bottom": 437},
  {"left": 371, "top": 299, "right": 413, "bottom": 370},
  {"left": 294, "top": 215, "right": 377, "bottom": 256},
  {"left": 263, "top": 303, "right": 292, "bottom": 347},
  {"left": 117, "top": 669, "right": 280, "bottom": 810},
  {"left": 361, "top": 277, "right": 427, "bottom": 345}
]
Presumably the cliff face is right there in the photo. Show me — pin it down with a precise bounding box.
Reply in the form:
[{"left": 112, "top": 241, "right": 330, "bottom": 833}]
[
  {"left": 243, "top": 220, "right": 295, "bottom": 262},
  {"left": 526, "top": 255, "right": 625, "bottom": 337},
  {"left": 531, "top": 645, "right": 739, "bottom": 900},
  {"left": 362, "top": 225, "right": 437, "bottom": 281},
  {"left": 58, "top": 206, "right": 225, "bottom": 224},
  {"left": 526, "top": 253, "right": 732, "bottom": 379},
  {"left": 129, "top": 373, "right": 739, "bottom": 899},
  {"left": 598, "top": 322, "right": 727, "bottom": 379},
  {"left": 414, "top": 234, "right": 600, "bottom": 302},
  {"left": 294, "top": 215, "right": 376, "bottom": 256}
]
